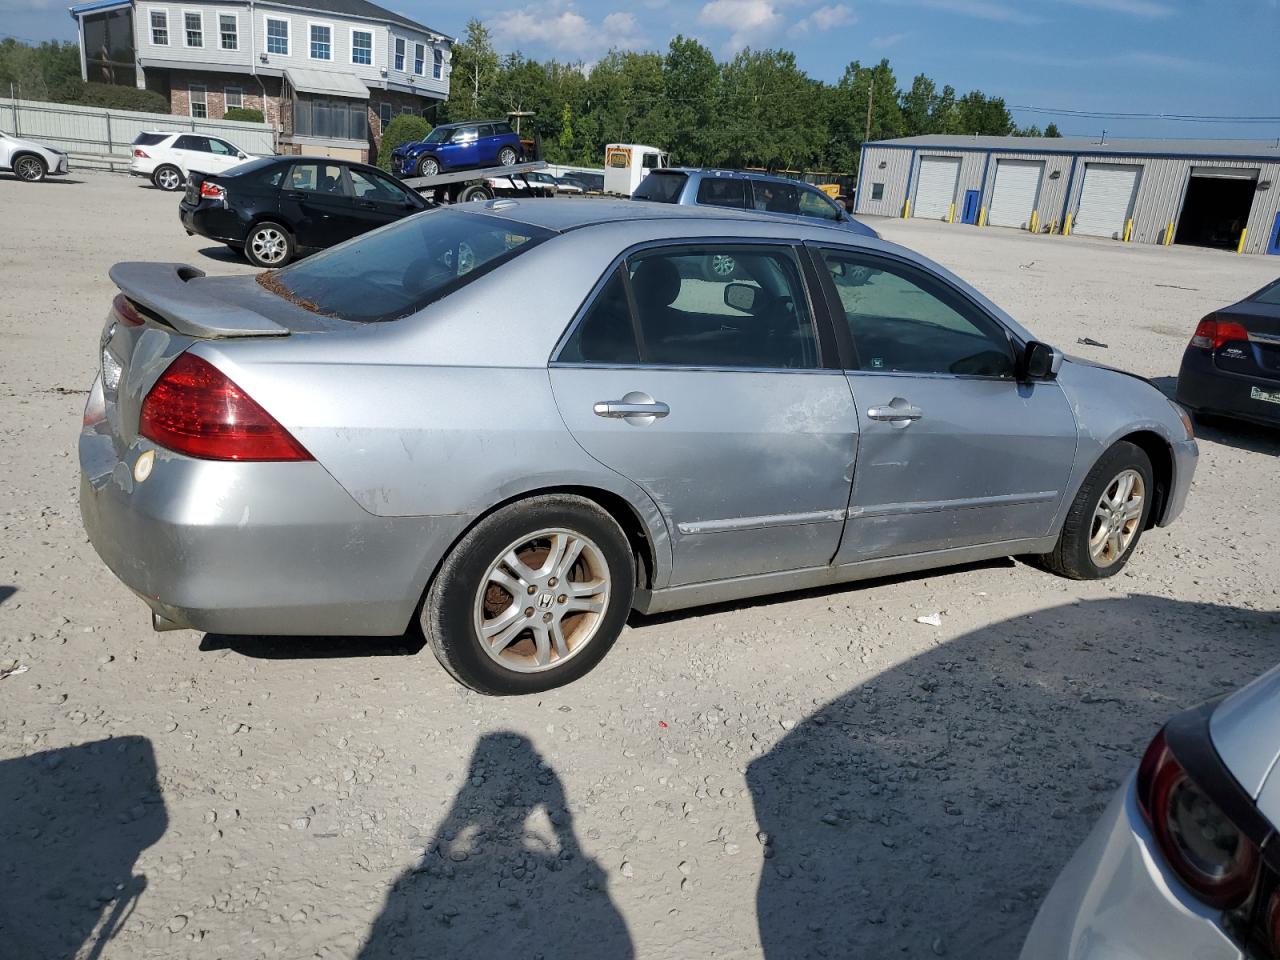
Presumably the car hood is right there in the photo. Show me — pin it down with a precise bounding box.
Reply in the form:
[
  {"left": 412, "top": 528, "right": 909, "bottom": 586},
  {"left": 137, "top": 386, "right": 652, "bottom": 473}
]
[{"left": 1210, "top": 661, "right": 1280, "bottom": 823}]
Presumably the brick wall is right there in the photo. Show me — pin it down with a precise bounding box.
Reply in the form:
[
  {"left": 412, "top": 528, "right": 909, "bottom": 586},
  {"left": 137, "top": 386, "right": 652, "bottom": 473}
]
[{"left": 166, "top": 70, "right": 283, "bottom": 127}]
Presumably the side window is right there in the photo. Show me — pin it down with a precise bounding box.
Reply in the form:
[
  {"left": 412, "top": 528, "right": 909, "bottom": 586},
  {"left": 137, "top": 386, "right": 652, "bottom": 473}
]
[
  {"left": 207, "top": 138, "right": 235, "bottom": 156},
  {"left": 174, "top": 134, "right": 204, "bottom": 151},
  {"left": 696, "top": 177, "right": 750, "bottom": 209},
  {"left": 751, "top": 180, "right": 800, "bottom": 215},
  {"left": 641, "top": 152, "right": 660, "bottom": 169},
  {"left": 628, "top": 246, "right": 817, "bottom": 369},
  {"left": 798, "top": 188, "right": 841, "bottom": 222},
  {"left": 496, "top": 122, "right": 514, "bottom": 136},
  {"left": 871, "top": 182, "right": 885, "bottom": 201},
  {"left": 818, "top": 249, "right": 1014, "bottom": 378},
  {"left": 477, "top": 123, "right": 496, "bottom": 138},
  {"left": 452, "top": 126, "right": 478, "bottom": 143},
  {"left": 289, "top": 162, "right": 346, "bottom": 194},
  {"left": 559, "top": 269, "right": 639, "bottom": 365},
  {"left": 350, "top": 168, "right": 411, "bottom": 203}
]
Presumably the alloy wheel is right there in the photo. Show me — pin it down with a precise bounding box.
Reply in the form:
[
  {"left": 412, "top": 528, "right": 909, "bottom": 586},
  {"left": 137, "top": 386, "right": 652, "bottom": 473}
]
[
  {"left": 472, "top": 529, "right": 611, "bottom": 674},
  {"left": 1088, "top": 469, "right": 1145, "bottom": 567},
  {"left": 250, "top": 227, "right": 288, "bottom": 265},
  {"left": 15, "top": 157, "right": 43, "bottom": 181},
  {"left": 711, "top": 254, "right": 737, "bottom": 278},
  {"left": 157, "top": 168, "right": 181, "bottom": 191}
]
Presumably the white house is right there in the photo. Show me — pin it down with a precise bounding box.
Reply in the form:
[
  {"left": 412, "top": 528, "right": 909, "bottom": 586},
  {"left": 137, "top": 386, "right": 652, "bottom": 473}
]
[{"left": 69, "top": 0, "right": 452, "bottom": 161}]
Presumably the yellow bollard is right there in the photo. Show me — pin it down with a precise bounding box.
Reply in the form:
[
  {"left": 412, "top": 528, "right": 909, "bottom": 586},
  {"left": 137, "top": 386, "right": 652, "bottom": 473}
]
[
  {"left": 1165, "top": 221, "right": 1174, "bottom": 246},
  {"left": 1064, "top": 213, "right": 1072, "bottom": 236},
  {"left": 903, "top": 199, "right": 911, "bottom": 219},
  {"left": 1237, "top": 227, "right": 1248, "bottom": 254},
  {"left": 1123, "top": 218, "right": 1133, "bottom": 243},
  {"left": 947, "top": 202, "right": 955, "bottom": 223},
  {"left": 978, "top": 207, "right": 987, "bottom": 227},
  {"left": 1030, "top": 210, "right": 1039, "bottom": 234}
]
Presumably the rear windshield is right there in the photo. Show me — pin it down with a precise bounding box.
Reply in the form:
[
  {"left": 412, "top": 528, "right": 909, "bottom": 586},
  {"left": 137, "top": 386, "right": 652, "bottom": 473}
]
[
  {"left": 632, "top": 172, "right": 687, "bottom": 203},
  {"left": 259, "top": 208, "right": 554, "bottom": 323},
  {"left": 133, "top": 132, "right": 169, "bottom": 146},
  {"left": 1251, "top": 280, "right": 1280, "bottom": 306}
]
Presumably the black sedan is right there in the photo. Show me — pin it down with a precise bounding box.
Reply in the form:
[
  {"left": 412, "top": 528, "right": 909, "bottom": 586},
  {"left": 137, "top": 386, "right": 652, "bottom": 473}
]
[
  {"left": 1176, "top": 278, "right": 1280, "bottom": 427},
  {"left": 179, "top": 156, "right": 427, "bottom": 268}
]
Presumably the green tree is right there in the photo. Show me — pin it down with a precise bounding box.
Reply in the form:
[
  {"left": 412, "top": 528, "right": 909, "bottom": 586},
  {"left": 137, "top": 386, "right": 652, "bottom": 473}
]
[
  {"left": 1044, "top": 122, "right": 1062, "bottom": 137},
  {"left": 556, "top": 101, "right": 574, "bottom": 162},
  {"left": 377, "top": 114, "right": 431, "bottom": 171},
  {"left": 446, "top": 19, "right": 499, "bottom": 121},
  {"left": 662, "top": 35, "right": 719, "bottom": 166},
  {"left": 900, "top": 73, "right": 936, "bottom": 137}
]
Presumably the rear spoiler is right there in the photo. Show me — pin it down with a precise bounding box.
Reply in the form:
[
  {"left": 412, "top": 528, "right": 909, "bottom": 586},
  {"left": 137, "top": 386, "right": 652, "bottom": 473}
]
[{"left": 109, "top": 262, "right": 289, "bottom": 338}]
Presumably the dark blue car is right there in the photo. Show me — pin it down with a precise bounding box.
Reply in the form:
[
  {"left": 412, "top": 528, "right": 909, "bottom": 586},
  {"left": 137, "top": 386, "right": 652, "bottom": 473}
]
[{"left": 391, "top": 120, "right": 523, "bottom": 179}]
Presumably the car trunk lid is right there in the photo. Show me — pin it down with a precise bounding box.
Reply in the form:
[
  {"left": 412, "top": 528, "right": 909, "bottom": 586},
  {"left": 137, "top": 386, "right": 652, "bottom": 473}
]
[{"left": 1211, "top": 303, "right": 1280, "bottom": 382}]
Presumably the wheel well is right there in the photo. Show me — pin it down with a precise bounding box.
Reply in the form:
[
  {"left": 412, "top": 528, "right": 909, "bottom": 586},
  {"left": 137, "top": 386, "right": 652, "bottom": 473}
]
[
  {"left": 247, "top": 215, "right": 291, "bottom": 236},
  {"left": 11, "top": 151, "right": 45, "bottom": 170},
  {"left": 1119, "top": 430, "right": 1173, "bottom": 528}
]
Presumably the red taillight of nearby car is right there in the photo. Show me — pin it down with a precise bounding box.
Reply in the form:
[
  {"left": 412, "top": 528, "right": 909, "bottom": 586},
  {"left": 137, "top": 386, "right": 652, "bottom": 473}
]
[
  {"left": 111, "top": 293, "right": 147, "bottom": 327},
  {"left": 1135, "top": 728, "right": 1259, "bottom": 909},
  {"left": 1189, "top": 314, "right": 1249, "bottom": 351},
  {"left": 133, "top": 148, "right": 149, "bottom": 158},
  {"left": 200, "top": 181, "right": 226, "bottom": 201},
  {"left": 140, "top": 353, "right": 313, "bottom": 462}
]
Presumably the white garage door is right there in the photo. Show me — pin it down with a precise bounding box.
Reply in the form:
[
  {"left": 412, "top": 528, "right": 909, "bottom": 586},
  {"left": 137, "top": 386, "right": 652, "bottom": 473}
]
[
  {"left": 913, "top": 156, "right": 960, "bottom": 220},
  {"left": 988, "top": 160, "right": 1044, "bottom": 228},
  {"left": 1073, "top": 163, "right": 1141, "bottom": 239}
]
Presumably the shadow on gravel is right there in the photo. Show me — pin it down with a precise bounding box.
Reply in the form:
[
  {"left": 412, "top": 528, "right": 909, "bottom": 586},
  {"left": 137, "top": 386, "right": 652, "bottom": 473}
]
[
  {"left": 747, "top": 595, "right": 1279, "bottom": 960},
  {"left": 0, "top": 736, "right": 167, "bottom": 960},
  {"left": 200, "top": 632, "right": 425, "bottom": 659},
  {"left": 195, "top": 245, "right": 244, "bottom": 264},
  {"left": 358, "top": 731, "right": 633, "bottom": 959},
  {"left": 0, "top": 585, "right": 14, "bottom": 606}
]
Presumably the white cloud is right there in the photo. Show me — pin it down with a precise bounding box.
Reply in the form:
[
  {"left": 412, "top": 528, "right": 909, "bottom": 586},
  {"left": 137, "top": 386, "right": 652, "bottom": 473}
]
[
  {"left": 892, "top": 0, "right": 1044, "bottom": 24},
  {"left": 489, "top": 4, "right": 646, "bottom": 58},
  {"left": 791, "top": 3, "right": 856, "bottom": 33},
  {"left": 1058, "top": 0, "right": 1173, "bottom": 16},
  {"left": 699, "top": 0, "right": 783, "bottom": 51},
  {"left": 871, "top": 31, "right": 909, "bottom": 47}
]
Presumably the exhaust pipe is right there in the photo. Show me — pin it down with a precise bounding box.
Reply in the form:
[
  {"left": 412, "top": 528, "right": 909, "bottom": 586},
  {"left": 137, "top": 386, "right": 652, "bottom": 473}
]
[{"left": 151, "top": 611, "right": 184, "bottom": 632}]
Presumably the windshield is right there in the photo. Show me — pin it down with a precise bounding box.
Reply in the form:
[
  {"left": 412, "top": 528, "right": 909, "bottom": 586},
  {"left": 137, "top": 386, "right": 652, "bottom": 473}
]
[
  {"left": 259, "top": 208, "right": 554, "bottom": 323},
  {"left": 633, "top": 172, "right": 686, "bottom": 203},
  {"left": 423, "top": 126, "right": 454, "bottom": 145}
]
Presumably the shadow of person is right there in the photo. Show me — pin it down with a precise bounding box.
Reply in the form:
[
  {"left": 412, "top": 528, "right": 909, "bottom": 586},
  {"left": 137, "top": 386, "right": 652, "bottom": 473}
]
[
  {"left": 747, "top": 595, "right": 1279, "bottom": 960},
  {"left": 358, "top": 731, "right": 633, "bottom": 960},
  {"left": 0, "top": 736, "right": 167, "bottom": 960}
]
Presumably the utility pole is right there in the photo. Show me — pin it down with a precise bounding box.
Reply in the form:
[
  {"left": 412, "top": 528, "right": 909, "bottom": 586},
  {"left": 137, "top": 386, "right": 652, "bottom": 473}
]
[{"left": 865, "top": 77, "right": 874, "bottom": 142}]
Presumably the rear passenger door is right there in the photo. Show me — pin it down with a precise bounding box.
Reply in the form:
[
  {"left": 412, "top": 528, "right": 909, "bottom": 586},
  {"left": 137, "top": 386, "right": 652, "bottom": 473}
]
[
  {"left": 279, "top": 161, "right": 356, "bottom": 247},
  {"left": 171, "top": 134, "right": 212, "bottom": 174},
  {"left": 549, "top": 242, "right": 859, "bottom": 587}
]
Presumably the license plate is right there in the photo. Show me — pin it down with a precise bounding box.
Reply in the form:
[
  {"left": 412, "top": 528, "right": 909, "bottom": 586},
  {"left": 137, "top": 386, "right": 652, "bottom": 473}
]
[{"left": 1251, "top": 386, "right": 1280, "bottom": 405}]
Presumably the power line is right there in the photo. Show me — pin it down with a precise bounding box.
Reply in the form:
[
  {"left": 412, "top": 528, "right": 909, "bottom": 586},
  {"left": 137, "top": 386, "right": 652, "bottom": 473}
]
[{"left": 1012, "top": 104, "right": 1280, "bottom": 124}]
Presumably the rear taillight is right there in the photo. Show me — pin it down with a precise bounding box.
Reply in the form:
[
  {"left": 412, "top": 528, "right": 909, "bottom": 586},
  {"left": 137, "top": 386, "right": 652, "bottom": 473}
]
[
  {"left": 200, "top": 181, "right": 226, "bottom": 200},
  {"left": 140, "top": 353, "right": 312, "bottom": 462},
  {"left": 1190, "top": 315, "right": 1249, "bottom": 351},
  {"left": 111, "top": 292, "right": 146, "bottom": 327},
  {"left": 1136, "top": 727, "right": 1258, "bottom": 909},
  {"left": 133, "top": 148, "right": 150, "bottom": 158}
]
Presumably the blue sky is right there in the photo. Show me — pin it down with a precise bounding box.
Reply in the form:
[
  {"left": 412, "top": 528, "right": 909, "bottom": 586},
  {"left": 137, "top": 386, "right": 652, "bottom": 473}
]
[{"left": 5, "top": 0, "right": 1278, "bottom": 138}]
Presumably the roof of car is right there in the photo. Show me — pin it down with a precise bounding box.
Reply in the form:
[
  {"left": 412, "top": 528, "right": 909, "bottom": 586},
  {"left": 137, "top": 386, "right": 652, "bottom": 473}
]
[
  {"left": 435, "top": 120, "right": 510, "bottom": 129},
  {"left": 655, "top": 167, "right": 827, "bottom": 190}
]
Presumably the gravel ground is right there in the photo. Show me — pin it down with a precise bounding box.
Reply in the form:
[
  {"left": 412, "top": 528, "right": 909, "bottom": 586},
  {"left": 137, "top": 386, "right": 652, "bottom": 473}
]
[{"left": 1, "top": 170, "right": 1278, "bottom": 960}]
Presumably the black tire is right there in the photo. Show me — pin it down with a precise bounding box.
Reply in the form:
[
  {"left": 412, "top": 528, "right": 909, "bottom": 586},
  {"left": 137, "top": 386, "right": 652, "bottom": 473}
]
[
  {"left": 13, "top": 154, "right": 46, "bottom": 183},
  {"left": 458, "top": 183, "right": 493, "bottom": 202},
  {"left": 1037, "top": 441, "right": 1154, "bottom": 580},
  {"left": 152, "top": 164, "right": 184, "bottom": 191},
  {"left": 416, "top": 155, "right": 440, "bottom": 178},
  {"left": 497, "top": 146, "right": 519, "bottom": 167},
  {"left": 422, "top": 494, "right": 636, "bottom": 695},
  {"left": 243, "top": 221, "right": 295, "bottom": 269}
]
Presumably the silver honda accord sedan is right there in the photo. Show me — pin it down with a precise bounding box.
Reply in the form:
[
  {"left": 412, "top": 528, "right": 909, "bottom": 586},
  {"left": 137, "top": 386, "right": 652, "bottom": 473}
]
[{"left": 80, "top": 198, "right": 1198, "bottom": 694}]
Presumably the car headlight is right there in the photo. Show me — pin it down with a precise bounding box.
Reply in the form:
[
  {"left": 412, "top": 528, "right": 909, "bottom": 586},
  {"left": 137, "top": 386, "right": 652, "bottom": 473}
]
[{"left": 1168, "top": 398, "right": 1194, "bottom": 440}]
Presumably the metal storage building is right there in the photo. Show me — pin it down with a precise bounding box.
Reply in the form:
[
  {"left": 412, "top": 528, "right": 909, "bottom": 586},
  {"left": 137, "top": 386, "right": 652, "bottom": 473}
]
[{"left": 855, "top": 135, "right": 1280, "bottom": 255}]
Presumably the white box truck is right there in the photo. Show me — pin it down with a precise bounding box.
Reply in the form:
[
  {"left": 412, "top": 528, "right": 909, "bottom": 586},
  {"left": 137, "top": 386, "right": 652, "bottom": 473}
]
[{"left": 603, "top": 143, "right": 670, "bottom": 196}]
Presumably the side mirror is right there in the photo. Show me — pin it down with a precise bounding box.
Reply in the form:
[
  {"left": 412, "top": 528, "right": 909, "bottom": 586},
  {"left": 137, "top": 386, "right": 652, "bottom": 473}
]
[
  {"left": 237, "top": 152, "right": 247, "bottom": 159},
  {"left": 724, "top": 283, "right": 758, "bottom": 313},
  {"left": 1020, "top": 340, "right": 1062, "bottom": 381}
]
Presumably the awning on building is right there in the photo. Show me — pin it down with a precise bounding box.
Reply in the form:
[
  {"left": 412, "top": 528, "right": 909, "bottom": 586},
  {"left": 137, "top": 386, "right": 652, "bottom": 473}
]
[{"left": 285, "top": 69, "right": 369, "bottom": 100}]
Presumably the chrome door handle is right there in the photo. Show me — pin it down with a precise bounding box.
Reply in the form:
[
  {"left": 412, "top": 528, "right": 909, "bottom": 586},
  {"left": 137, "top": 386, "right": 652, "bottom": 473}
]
[
  {"left": 867, "top": 401, "right": 923, "bottom": 422},
  {"left": 593, "top": 400, "right": 670, "bottom": 419}
]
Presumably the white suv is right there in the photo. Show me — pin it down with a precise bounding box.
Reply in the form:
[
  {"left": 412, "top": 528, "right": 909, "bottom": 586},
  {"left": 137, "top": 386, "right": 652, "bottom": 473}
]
[
  {"left": 1, "top": 130, "right": 70, "bottom": 182},
  {"left": 131, "top": 131, "right": 265, "bottom": 191}
]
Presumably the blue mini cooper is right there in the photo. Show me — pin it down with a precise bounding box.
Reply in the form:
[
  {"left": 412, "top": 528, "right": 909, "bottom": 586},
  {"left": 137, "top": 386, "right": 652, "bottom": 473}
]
[{"left": 391, "top": 120, "right": 524, "bottom": 179}]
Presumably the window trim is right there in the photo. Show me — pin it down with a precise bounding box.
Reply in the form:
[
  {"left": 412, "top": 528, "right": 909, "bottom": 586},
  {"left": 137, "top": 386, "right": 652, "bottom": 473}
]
[
  {"left": 394, "top": 36, "right": 405, "bottom": 71},
  {"left": 806, "top": 243, "right": 1022, "bottom": 380},
  {"left": 182, "top": 8, "right": 203, "bottom": 48},
  {"left": 378, "top": 101, "right": 393, "bottom": 131},
  {"left": 218, "top": 10, "right": 238, "bottom": 50},
  {"left": 188, "top": 82, "right": 208, "bottom": 119},
  {"left": 550, "top": 237, "right": 838, "bottom": 373},
  {"left": 264, "top": 15, "right": 289, "bottom": 55},
  {"left": 149, "top": 9, "right": 169, "bottom": 46},
  {"left": 432, "top": 46, "right": 443, "bottom": 80},
  {"left": 224, "top": 85, "right": 243, "bottom": 110},
  {"left": 308, "top": 20, "right": 334, "bottom": 61},
  {"left": 414, "top": 41, "right": 424, "bottom": 75},
  {"left": 350, "top": 26, "right": 373, "bottom": 66}
]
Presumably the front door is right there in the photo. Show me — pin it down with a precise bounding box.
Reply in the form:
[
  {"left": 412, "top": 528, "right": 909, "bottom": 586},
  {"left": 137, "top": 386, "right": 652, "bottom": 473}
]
[
  {"left": 810, "top": 246, "right": 1077, "bottom": 564},
  {"left": 205, "top": 137, "right": 244, "bottom": 173},
  {"left": 1268, "top": 212, "right": 1280, "bottom": 256},
  {"left": 438, "top": 127, "right": 479, "bottom": 169},
  {"left": 345, "top": 167, "right": 420, "bottom": 236},
  {"left": 550, "top": 242, "right": 858, "bottom": 586},
  {"left": 961, "top": 189, "right": 980, "bottom": 225},
  {"left": 280, "top": 161, "right": 355, "bottom": 247}
]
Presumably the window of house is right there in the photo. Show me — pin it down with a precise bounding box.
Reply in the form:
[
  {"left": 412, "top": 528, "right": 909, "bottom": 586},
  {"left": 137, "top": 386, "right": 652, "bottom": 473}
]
[
  {"left": 225, "top": 86, "right": 243, "bottom": 110},
  {"left": 293, "top": 96, "right": 367, "bottom": 141},
  {"left": 265, "top": 17, "right": 288, "bottom": 55},
  {"left": 414, "top": 42, "right": 424, "bottom": 75},
  {"left": 394, "top": 37, "right": 405, "bottom": 71},
  {"left": 816, "top": 249, "right": 1014, "bottom": 378},
  {"left": 219, "top": 13, "right": 237, "bottom": 49},
  {"left": 378, "top": 102, "right": 392, "bottom": 130},
  {"left": 399, "top": 106, "right": 412, "bottom": 115},
  {"left": 432, "top": 48, "right": 443, "bottom": 79},
  {"left": 352, "top": 29, "right": 372, "bottom": 65},
  {"left": 189, "top": 82, "right": 207, "bottom": 118},
  {"left": 150, "top": 10, "right": 168, "bottom": 45},
  {"left": 310, "top": 23, "right": 331, "bottom": 60},
  {"left": 871, "top": 182, "right": 884, "bottom": 201},
  {"left": 184, "top": 11, "right": 203, "bottom": 47}
]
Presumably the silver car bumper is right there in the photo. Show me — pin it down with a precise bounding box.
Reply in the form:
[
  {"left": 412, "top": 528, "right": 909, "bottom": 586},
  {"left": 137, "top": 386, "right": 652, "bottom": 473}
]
[
  {"left": 1019, "top": 775, "right": 1241, "bottom": 960},
  {"left": 79, "top": 428, "right": 468, "bottom": 636},
  {"left": 1161, "top": 437, "right": 1198, "bottom": 527}
]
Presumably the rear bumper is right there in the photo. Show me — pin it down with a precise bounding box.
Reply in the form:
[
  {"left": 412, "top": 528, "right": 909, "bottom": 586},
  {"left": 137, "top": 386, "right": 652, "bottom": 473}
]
[
  {"left": 78, "top": 427, "right": 468, "bottom": 636},
  {"left": 178, "top": 203, "right": 248, "bottom": 245},
  {"left": 1020, "top": 775, "right": 1242, "bottom": 960},
  {"left": 1176, "top": 348, "right": 1280, "bottom": 427}
]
